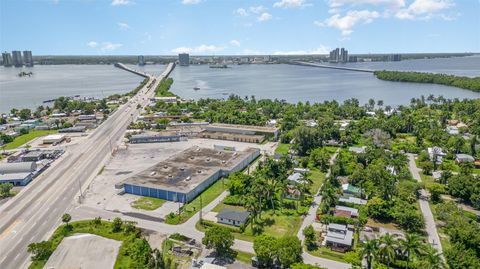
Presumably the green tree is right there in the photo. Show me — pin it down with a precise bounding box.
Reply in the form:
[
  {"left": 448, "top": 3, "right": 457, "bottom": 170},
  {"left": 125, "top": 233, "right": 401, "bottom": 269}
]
[
  {"left": 61, "top": 213, "right": 71, "bottom": 227},
  {"left": 377, "top": 233, "right": 398, "bottom": 268},
  {"left": 0, "top": 183, "right": 13, "bottom": 198},
  {"left": 310, "top": 148, "right": 330, "bottom": 172},
  {"left": 112, "top": 217, "right": 123, "bottom": 232},
  {"left": 427, "top": 183, "right": 446, "bottom": 203},
  {"left": 253, "top": 234, "right": 278, "bottom": 268},
  {"left": 418, "top": 244, "right": 444, "bottom": 269},
  {"left": 303, "top": 225, "right": 316, "bottom": 250},
  {"left": 401, "top": 233, "right": 424, "bottom": 269},
  {"left": 360, "top": 238, "right": 378, "bottom": 269},
  {"left": 18, "top": 108, "right": 31, "bottom": 120},
  {"left": 277, "top": 236, "right": 303, "bottom": 268},
  {"left": 27, "top": 241, "right": 53, "bottom": 261},
  {"left": 445, "top": 242, "right": 480, "bottom": 269},
  {"left": 202, "top": 226, "right": 234, "bottom": 257}
]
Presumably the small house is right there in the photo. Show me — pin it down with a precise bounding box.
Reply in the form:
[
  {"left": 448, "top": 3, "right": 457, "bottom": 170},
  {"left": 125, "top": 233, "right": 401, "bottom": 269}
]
[
  {"left": 334, "top": 205, "right": 359, "bottom": 218},
  {"left": 325, "top": 223, "right": 354, "bottom": 251},
  {"left": 455, "top": 154, "right": 475, "bottom": 164},
  {"left": 216, "top": 208, "right": 250, "bottom": 227},
  {"left": 342, "top": 183, "right": 362, "bottom": 197},
  {"left": 349, "top": 146, "right": 366, "bottom": 154}
]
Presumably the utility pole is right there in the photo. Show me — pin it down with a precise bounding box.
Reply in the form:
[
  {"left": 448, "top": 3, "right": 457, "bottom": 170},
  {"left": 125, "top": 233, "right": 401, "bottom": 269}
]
[{"left": 199, "top": 194, "right": 203, "bottom": 222}]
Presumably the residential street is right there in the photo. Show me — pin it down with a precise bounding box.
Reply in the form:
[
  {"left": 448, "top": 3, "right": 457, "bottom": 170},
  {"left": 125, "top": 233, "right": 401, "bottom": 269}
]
[{"left": 407, "top": 153, "right": 444, "bottom": 255}]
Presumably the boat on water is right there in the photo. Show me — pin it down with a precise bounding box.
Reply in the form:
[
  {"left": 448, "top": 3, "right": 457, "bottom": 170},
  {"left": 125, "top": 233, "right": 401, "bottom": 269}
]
[{"left": 193, "top": 87, "right": 200, "bottom": 91}]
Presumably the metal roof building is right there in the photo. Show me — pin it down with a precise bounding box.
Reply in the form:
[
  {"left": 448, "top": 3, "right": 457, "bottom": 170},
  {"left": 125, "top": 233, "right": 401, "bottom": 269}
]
[
  {"left": 123, "top": 146, "right": 260, "bottom": 203},
  {"left": 0, "top": 162, "right": 36, "bottom": 186}
]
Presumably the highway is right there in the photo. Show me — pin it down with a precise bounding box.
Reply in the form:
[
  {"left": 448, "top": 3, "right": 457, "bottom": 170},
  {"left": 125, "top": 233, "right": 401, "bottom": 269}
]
[{"left": 0, "top": 63, "right": 175, "bottom": 269}]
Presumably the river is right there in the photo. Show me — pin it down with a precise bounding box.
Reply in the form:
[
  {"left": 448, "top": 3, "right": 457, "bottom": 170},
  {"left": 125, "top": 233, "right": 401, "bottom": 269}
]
[{"left": 0, "top": 56, "right": 479, "bottom": 113}]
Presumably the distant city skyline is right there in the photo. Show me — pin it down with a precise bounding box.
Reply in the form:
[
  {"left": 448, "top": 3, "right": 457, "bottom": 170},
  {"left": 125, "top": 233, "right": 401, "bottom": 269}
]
[{"left": 0, "top": 0, "right": 479, "bottom": 55}]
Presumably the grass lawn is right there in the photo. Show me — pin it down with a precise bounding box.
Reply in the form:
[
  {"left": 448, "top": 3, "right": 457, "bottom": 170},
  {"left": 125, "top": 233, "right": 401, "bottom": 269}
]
[
  {"left": 234, "top": 249, "right": 254, "bottom": 264},
  {"left": 275, "top": 143, "right": 290, "bottom": 154},
  {"left": 165, "top": 178, "right": 229, "bottom": 225},
  {"left": 131, "top": 197, "right": 166, "bottom": 211},
  {"left": 28, "top": 220, "right": 144, "bottom": 269},
  {"left": 4, "top": 130, "right": 58, "bottom": 150},
  {"left": 308, "top": 169, "right": 326, "bottom": 194},
  {"left": 366, "top": 218, "right": 400, "bottom": 230},
  {"left": 308, "top": 247, "right": 347, "bottom": 263},
  {"left": 202, "top": 202, "right": 305, "bottom": 242}
]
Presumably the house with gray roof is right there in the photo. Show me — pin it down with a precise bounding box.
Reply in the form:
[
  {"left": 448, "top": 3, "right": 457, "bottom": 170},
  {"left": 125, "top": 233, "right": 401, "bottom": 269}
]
[
  {"left": 216, "top": 208, "right": 250, "bottom": 227},
  {"left": 325, "top": 223, "right": 354, "bottom": 250},
  {"left": 455, "top": 154, "right": 474, "bottom": 164}
]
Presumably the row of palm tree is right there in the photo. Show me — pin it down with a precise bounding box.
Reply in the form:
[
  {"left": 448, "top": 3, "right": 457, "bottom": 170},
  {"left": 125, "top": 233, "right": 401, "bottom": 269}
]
[{"left": 360, "top": 233, "right": 444, "bottom": 269}]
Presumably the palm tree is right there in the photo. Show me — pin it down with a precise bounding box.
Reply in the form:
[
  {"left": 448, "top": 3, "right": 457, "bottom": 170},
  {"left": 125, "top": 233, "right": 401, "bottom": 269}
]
[
  {"left": 360, "top": 238, "right": 379, "bottom": 269},
  {"left": 419, "top": 244, "right": 444, "bottom": 269},
  {"left": 377, "top": 233, "right": 399, "bottom": 268},
  {"left": 401, "top": 233, "right": 424, "bottom": 269}
]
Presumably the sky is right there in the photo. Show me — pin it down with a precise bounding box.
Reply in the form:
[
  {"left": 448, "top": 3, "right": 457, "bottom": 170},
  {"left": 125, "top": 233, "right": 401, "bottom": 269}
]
[{"left": 0, "top": 0, "right": 479, "bottom": 55}]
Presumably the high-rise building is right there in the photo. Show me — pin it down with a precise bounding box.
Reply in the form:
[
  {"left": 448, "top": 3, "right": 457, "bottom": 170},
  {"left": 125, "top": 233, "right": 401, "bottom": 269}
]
[
  {"left": 389, "top": 54, "right": 402, "bottom": 61},
  {"left": 138, "top": 55, "right": 145, "bottom": 66},
  {"left": 2, "top": 52, "right": 13, "bottom": 67},
  {"left": 12, "top": 51, "right": 23, "bottom": 67},
  {"left": 178, "top": 53, "right": 189, "bottom": 66},
  {"left": 23, "top": 51, "right": 33, "bottom": 67},
  {"left": 329, "top": 48, "right": 348, "bottom": 63}
]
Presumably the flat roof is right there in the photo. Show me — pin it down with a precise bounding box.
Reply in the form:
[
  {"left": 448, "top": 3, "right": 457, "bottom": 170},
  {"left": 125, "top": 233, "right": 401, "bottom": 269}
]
[
  {"left": 208, "top": 123, "right": 279, "bottom": 133},
  {"left": 0, "top": 172, "right": 31, "bottom": 181},
  {"left": 124, "top": 146, "right": 258, "bottom": 193},
  {"left": 43, "top": 134, "right": 65, "bottom": 140}
]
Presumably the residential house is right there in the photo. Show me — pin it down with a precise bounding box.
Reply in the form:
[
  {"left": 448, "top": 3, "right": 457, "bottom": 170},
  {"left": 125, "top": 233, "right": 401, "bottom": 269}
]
[
  {"left": 216, "top": 208, "right": 250, "bottom": 227},
  {"left": 428, "top": 147, "right": 446, "bottom": 164},
  {"left": 325, "top": 223, "right": 354, "bottom": 251},
  {"left": 339, "top": 196, "right": 367, "bottom": 206},
  {"left": 334, "top": 205, "right": 359, "bottom": 218},
  {"left": 342, "top": 183, "right": 362, "bottom": 197},
  {"left": 349, "top": 146, "right": 366, "bottom": 154},
  {"left": 455, "top": 154, "right": 475, "bottom": 164}
]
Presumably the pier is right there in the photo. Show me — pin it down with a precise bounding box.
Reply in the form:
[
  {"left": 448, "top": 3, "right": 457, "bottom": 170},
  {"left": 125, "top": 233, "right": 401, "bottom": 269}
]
[
  {"left": 114, "top": 62, "right": 152, "bottom": 78},
  {"left": 292, "top": 61, "right": 375, "bottom": 73}
]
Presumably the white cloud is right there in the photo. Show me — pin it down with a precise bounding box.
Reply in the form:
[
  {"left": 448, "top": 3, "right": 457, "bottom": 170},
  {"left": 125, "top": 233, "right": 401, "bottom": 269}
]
[
  {"left": 273, "top": 0, "right": 309, "bottom": 8},
  {"left": 395, "top": 0, "right": 454, "bottom": 20},
  {"left": 117, "top": 22, "right": 131, "bottom": 30},
  {"left": 242, "top": 48, "right": 263, "bottom": 55},
  {"left": 171, "top": 44, "right": 224, "bottom": 54},
  {"left": 250, "top": 5, "right": 267, "bottom": 14},
  {"left": 111, "top": 0, "right": 131, "bottom": 6},
  {"left": 229, "top": 40, "right": 241, "bottom": 47},
  {"left": 257, "top": 12, "right": 273, "bottom": 21},
  {"left": 181, "top": 0, "right": 201, "bottom": 5},
  {"left": 235, "top": 8, "right": 248, "bottom": 16},
  {"left": 87, "top": 41, "right": 98, "bottom": 48},
  {"left": 317, "top": 10, "right": 379, "bottom": 35},
  {"left": 101, "top": 42, "right": 123, "bottom": 52},
  {"left": 328, "top": 0, "right": 405, "bottom": 8},
  {"left": 273, "top": 45, "right": 331, "bottom": 55}
]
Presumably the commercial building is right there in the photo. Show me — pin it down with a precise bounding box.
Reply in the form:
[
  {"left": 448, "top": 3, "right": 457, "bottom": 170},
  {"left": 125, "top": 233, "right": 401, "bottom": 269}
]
[
  {"left": 387, "top": 54, "right": 402, "bottom": 61},
  {"left": 0, "top": 162, "right": 37, "bottom": 186},
  {"left": 150, "top": 96, "right": 178, "bottom": 103},
  {"left": 204, "top": 123, "right": 279, "bottom": 141},
  {"left": 2, "top": 51, "right": 13, "bottom": 67},
  {"left": 43, "top": 134, "right": 65, "bottom": 144},
  {"left": 128, "top": 134, "right": 187, "bottom": 143},
  {"left": 178, "top": 53, "right": 190, "bottom": 66},
  {"left": 12, "top": 51, "right": 23, "bottom": 67},
  {"left": 138, "top": 55, "right": 145, "bottom": 66},
  {"left": 123, "top": 146, "right": 260, "bottom": 203},
  {"left": 23, "top": 51, "right": 34, "bottom": 67}
]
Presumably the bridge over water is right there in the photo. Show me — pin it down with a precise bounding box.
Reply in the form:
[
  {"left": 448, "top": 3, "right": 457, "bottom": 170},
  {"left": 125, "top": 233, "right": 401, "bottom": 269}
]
[
  {"left": 114, "top": 62, "right": 152, "bottom": 78},
  {"left": 292, "top": 61, "right": 375, "bottom": 73}
]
